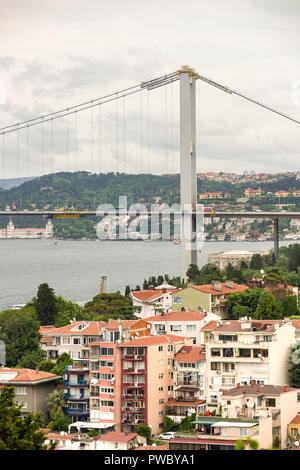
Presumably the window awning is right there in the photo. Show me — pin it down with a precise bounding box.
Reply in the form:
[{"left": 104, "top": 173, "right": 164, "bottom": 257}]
[{"left": 211, "top": 421, "right": 257, "bottom": 428}]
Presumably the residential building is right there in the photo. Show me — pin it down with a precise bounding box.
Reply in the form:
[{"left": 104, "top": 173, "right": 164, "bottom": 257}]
[
  {"left": 119, "top": 335, "right": 192, "bottom": 434},
  {"left": 144, "top": 310, "right": 220, "bottom": 346},
  {"left": 199, "top": 192, "right": 223, "bottom": 200},
  {"left": 171, "top": 282, "right": 248, "bottom": 319},
  {"left": 245, "top": 188, "right": 262, "bottom": 198},
  {"left": 169, "top": 415, "right": 272, "bottom": 450},
  {"left": 64, "top": 361, "right": 90, "bottom": 423},
  {"left": 41, "top": 321, "right": 105, "bottom": 361},
  {"left": 131, "top": 282, "right": 177, "bottom": 319},
  {"left": 165, "top": 345, "right": 206, "bottom": 422},
  {"left": 288, "top": 414, "right": 300, "bottom": 446},
  {"left": 0, "top": 368, "right": 59, "bottom": 423},
  {"left": 204, "top": 319, "right": 296, "bottom": 408},
  {"left": 274, "top": 190, "right": 289, "bottom": 198},
  {"left": 219, "top": 383, "right": 300, "bottom": 447},
  {"left": 92, "top": 431, "right": 147, "bottom": 450}
]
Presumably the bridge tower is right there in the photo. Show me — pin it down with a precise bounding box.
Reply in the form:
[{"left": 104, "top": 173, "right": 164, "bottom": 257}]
[{"left": 178, "top": 66, "right": 198, "bottom": 280}]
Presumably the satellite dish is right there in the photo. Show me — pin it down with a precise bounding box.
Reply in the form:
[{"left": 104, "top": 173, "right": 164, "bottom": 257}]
[
  {"left": 247, "top": 401, "right": 254, "bottom": 408},
  {"left": 221, "top": 401, "right": 226, "bottom": 406},
  {"left": 295, "top": 441, "right": 299, "bottom": 447}
]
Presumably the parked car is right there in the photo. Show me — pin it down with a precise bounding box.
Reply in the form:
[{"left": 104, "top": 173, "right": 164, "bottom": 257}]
[{"left": 158, "top": 432, "right": 176, "bottom": 440}]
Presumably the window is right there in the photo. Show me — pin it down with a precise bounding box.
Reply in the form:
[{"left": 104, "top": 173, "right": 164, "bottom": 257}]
[
  {"left": 159, "top": 411, "right": 163, "bottom": 416},
  {"left": 159, "top": 399, "right": 164, "bottom": 404},
  {"left": 15, "top": 387, "right": 27, "bottom": 395},
  {"left": 168, "top": 345, "right": 173, "bottom": 352},
  {"left": 291, "top": 428, "right": 298, "bottom": 437},
  {"left": 211, "top": 362, "right": 221, "bottom": 371},
  {"left": 263, "top": 336, "right": 272, "bottom": 342},
  {"left": 158, "top": 373, "right": 164, "bottom": 379},
  {"left": 158, "top": 387, "right": 163, "bottom": 392},
  {"left": 168, "top": 386, "right": 173, "bottom": 392},
  {"left": 100, "top": 400, "right": 114, "bottom": 407},
  {"left": 100, "top": 373, "right": 114, "bottom": 381},
  {"left": 219, "top": 335, "right": 238, "bottom": 342},
  {"left": 16, "top": 401, "right": 27, "bottom": 409},
  {"left": 297, "top": 392, "right": 300, "bottom": 402},
  {"left": 158, "top": 346, "right": 163, "bottom": 352},
  {"left": 73, "top": 337, "right": 81, "bottom": 345},
  {"left": 62, "top": 337, "right": 70, "bottom": 344},
  {"left": 100, "top": 347, "right": 114, "bottom": 356},
  {"left": 170, "top": 325, "right": 182, "bottom": 332},
  {"left": 186, "top": 325, "right": 196, "bottom": 333},
  {"left": 100, "top": 360, "right": 114, "bottom": 367},
  {"left": 211, "top": 349, "right": 221, "bottom": 357},
  {"left": 100, "top": 388, "right": 114, "bottom": 394},
  {"left": 265, "top": 398, "right": 276, "bottom": 407},
  {"left": 159, "top": 359, "right": 163, "bottom": 365},
  {"left": 240, "top": 428, "right": 247, "bottom": 437}
]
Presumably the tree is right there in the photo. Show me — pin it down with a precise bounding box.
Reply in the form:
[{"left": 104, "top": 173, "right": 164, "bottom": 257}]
[
  {"left": 124, "top": 285, "right": 131, "bottom": 297},
  {"left": 0, "top": 308, "right": 42, "bottom": 367},
  {"left": 49, "top": 353, "right": 73, "bottom": 381},
  {"left": 254, "top": 290, "right": 283, "bottom": 319},
  {"left": 0, "top": 386, "right": 56, "bottom": 450},
  {"left": 163, "top": 416, "right": 179, "bottom": 433},
  {"left": 235, "top": 439, "right": 245, "bottom": 450},
  {"left": 83, "top": 292, "right": 136, "bottom": 321},
  {"left": 35, "top": 283, "right": 58, "bottom": 326},
  {"left": 250, "top": 254, "right": 264, "bottom": 270},
  {"left": 288, "top": 343, "right": 300, "bottom": 387},
  {"left": 54, "top": 296, "right": 84, "bottom": 328},
  {"left": 48, "top": 412, "right": 71, "bottom": 433},
  {"left": 17, "top": 349, "right": 44, "bottom": 369},
  {"left": 47, "top": 389, "right": 66, "bottom": 419},
  {"left": 134, "top": 424, "right": 152, "bottom": 444}
]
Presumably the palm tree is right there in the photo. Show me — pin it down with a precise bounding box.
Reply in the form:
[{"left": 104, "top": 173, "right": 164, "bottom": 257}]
[{"left": 47, "top": 389, "right": 66, "bottom": 419}]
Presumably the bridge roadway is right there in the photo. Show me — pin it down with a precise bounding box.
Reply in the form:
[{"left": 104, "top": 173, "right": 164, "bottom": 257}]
[{"left": 2, "top": 210, "right": 300, "bottom": 260}]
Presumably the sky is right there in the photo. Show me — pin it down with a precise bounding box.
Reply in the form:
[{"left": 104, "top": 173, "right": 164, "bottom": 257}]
[{"left": 0, "top": 0, "right": 300, "bottom": 178}]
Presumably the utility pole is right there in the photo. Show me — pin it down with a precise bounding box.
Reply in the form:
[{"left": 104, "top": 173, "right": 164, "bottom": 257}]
[{"left": 179, "top": 66, "right": 198, "bottom": 280}]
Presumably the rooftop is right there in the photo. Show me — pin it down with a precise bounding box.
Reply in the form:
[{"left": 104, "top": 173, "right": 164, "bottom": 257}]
[
  {"left": 191, "top": 282, "right": 248, "bottom": 296},
  {"left": 174, "top": 346, "right": 205, "bottom": 362},
  {"left": 0, "top": 368, "right": 59, "bottom": 383},
  {"left": 43, "top": 321, "right": 105, "bottom": 336},
  {"left": 144, "top": 310, "right": 206, "bottom": 323},
  {"left": 120, "top": 334, "right": 187, "bottom": 348},
  {"left": 225, "top": 384, "right": 296, "bottom": 397},
  {"left": 94, "top": 432, "right": 137, "bottom": 443}
]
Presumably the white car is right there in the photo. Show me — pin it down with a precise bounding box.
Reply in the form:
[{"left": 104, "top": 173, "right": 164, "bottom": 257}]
[{"left": 158, "top": 432, "right": 176, "bottom": 440}]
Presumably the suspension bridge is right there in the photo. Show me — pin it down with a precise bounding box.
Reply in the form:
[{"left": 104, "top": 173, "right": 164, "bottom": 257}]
[{"left": 1, "top": 65, "right": 300, "bottom": 278}]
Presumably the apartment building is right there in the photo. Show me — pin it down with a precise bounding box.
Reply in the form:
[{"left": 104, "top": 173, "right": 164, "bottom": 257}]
[
  {"left": 219, "top": 383, "right": 300, "bottom": 447},
  {"left": 171, "top": 282, "right": 248, "bottom": 319},
  {"left": 130, "top": 283, "right": 177, "bottom": 319},
  {"left": 86, "top": 319, "right": 151, "bottom": 431},
  {"left": 64, "top": 362, "right": 90, "bottom": 422},
  {"left": 119, "top": 335, "right": 193, "bottom": 435},
  {"left": 144, "top": 310, "right": 220, "bottom": 346},
  {"left": 204, "top": 319, "right": 296, "bottom": 408},
  {"left": 245, "top": 188, "right": 262, "bottom": 198},
  {"left": 165, "top": 346, "right": 206, "bottom": 422},
  {"left": 42, "top": 321, "right": 105, "bottom": 361},
  {"left": 169, "top": 415, "right": 272, "bottom": 450},
  {"left": 0, "top": 368, "right": 59, "bottom": 423}
]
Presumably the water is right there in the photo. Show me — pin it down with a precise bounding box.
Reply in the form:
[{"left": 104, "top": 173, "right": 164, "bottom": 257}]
[{"left": 0, "top": 239, "right": 297, "bottom": 311}]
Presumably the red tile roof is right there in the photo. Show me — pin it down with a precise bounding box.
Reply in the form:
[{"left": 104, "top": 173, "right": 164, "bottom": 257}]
[
  {"left": 95, "top": 432, "right": 137, "bottom": 443},
  {"left": 144, "top": 310, "right": 205, "bottom": 322},
  {"left": 104, "top": 320, "right": 138, "bottom": 330},
  {"left": 43, "top": 321, "right": 105, "bottom": 336},
  {"left": 132, "top": 289, "right": 177, "bottom": 303},
  {"left": 175, "top": 346, "right": 205, "bottom": 362},
  {"left": 192, "top": 283, "right": 248, "bottom": 295},
  {"left": 290, "top": 415, "right": 300, "bottom": 425},
  {"left": 201, "top": 321, "right": 219, "bottom": 331},
  {"left": 120, "top": 334, "right": 187, "bottom": 348},
  {"left": 0, "top": 368, "right": 58, "bottom": 383}
]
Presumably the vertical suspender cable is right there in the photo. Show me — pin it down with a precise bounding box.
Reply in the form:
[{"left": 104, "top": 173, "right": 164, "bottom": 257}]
[
  {"left": 91, "top": 104, "right": 94, "bottom": 173},
  {"left": 1, "top": 133, "right": 4, "bottom": 180},
  {"left": 115, "top": 93, "right": 118, "bottom": 173},
  {"left": 171, "top": 81, "right": 174, "bottom": 174},
  {"left": 26, "top": 125, "right": 30, "bottom": 178},
  {"left": 147, "top": 91, "right": 150, "bottom": 174},
  {"left": 74, "top": 112, "right": 78, "bottom": 173},
  {"left": 99, "top": 104, "right": 102, "bottom": 174},
  {"left": 165, "top": 85, "right": 168, "bottom": 173},
  {"left": 66, "top": 111, "right": 69, "bottom": 172},
  {"left": 123, "top": 95, "right": 126, "bottom": 173},
  {"left": 140, "top": 91, "right": 143, "bottom": 173},
  {"left": 16, "top": 128, "right": 20, "bottom": 179},
  {"left": 50, "top": 118, "right": 53, "bottom": 175}
]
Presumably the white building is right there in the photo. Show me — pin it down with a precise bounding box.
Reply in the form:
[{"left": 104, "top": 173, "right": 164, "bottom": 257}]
[
  {"left": 130, "top": 281, "right": 177, "bottom": 319},
  {"left": 0, "top": 217, "right": 53, "bottom": 239}
]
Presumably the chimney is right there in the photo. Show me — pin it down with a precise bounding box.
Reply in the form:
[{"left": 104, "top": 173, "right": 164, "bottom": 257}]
[
  {"left": 35, "top": 367, "right": 39, "bottom": 375},
  {"left": 236, "top": 383, "right": 240, "bottom": 388},
  {"left": 242, "top": 389, "right": 246, "bottom": 394},
  {"left": 222, "top": 390, "right": 228, "bottom": 395},
  {"left": 284, "top": 385, "right": 289, "bottom": 393},
  {"left": 250, "top": 380, "right": 255, "bottom": 386}
]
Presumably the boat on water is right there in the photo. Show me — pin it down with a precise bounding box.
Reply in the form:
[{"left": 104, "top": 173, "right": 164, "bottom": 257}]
[{"left": 173, "top": 240, "right": 181, "bottom": 245}]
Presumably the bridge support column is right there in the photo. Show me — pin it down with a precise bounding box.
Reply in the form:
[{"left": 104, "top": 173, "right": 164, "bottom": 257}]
[
  {"left": 179, "top": 67, "right": 197, "bottom": 281},
  {"left": 274, "top": 217, "right": 279, "bottom": 260}
]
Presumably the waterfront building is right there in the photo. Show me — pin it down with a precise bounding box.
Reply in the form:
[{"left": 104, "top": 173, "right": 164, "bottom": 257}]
[
  {"left": 208, "top": 249, "right": 269, "bottom": 270},
  {"left": 0, "top": 367, "right": 59, "bottom": 423},
  {"left": 64, "top": 361, "right": 90, "bottom": 423},
  {"left": 0, "top": 217, "right": 53, "bottom": 239},
  {"left": 130, "top": 281, "right": 177, "bottom": 319}
]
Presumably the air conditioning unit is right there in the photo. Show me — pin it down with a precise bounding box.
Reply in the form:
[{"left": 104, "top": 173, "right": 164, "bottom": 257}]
[
  {"left": 63, "top": 375, "right": 68, "bottom": 381},
  {"left": 109, "top": 407, "right": 114, "bottom": 412},
  {"left": 109, "top": 394, "right": 114, "bottom": 398},
  {"left": 110, "top": 367, "right": 114, "bottom": 371}
]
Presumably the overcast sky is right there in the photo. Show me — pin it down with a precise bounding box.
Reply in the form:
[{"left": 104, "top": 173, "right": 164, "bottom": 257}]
[{"left": 0, "top": 0, "right": 299, "bottom": 178}]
